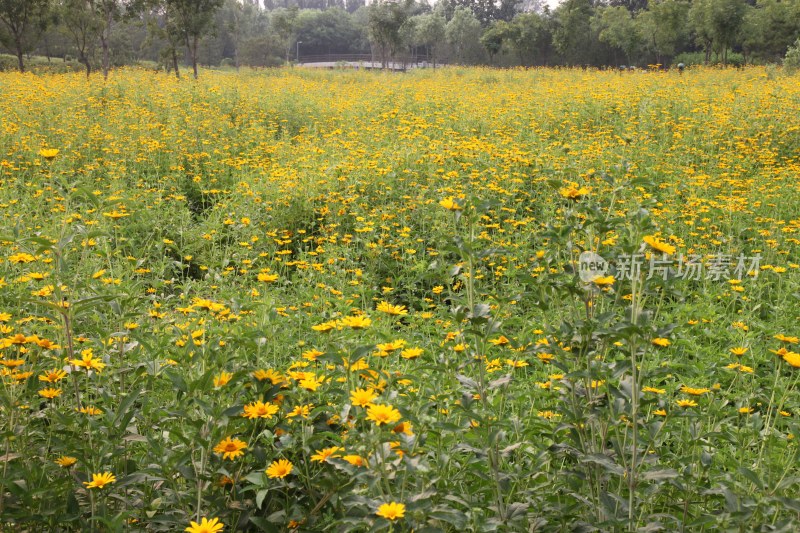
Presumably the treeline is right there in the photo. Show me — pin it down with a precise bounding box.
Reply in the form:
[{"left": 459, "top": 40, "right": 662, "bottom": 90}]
[{"left": 1, "top": 0, "right": 799, "bottom": 77}]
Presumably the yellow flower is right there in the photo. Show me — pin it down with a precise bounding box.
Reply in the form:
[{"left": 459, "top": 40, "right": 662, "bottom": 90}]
[
  {"left": 69, "top": 352, "right": 106, "bottom": 372},
  {"left": 302, "top": 349, "right": 324, "bottom": 361},
  {"left": 775, "top": 334, "right": 799, "bottom": 344},
  {"left": 299, "top": 374, "right": 324, "bottom": 391},
  {"left": 537, "top": 410, "right": 560, "bottom": 419},
  {"left": 8, "top": 252, "right": 36, "bottom": 264},
  {"left": 489, "top": 335, "right": 510, "bottom": 346},
  {"left": 338, "top": 315, "right": 371, "bottom": 329},
  {"left": 676, "top": 399, "right": 698, "bottom": 408},
  {"left": 376, "top": 301, "right": 408, "bottom": 316},
  {"left": 83, "top": 471, "right": 116, "bottom": 489},
  {"left": 103, "top": 210, "right": 130, "bottom": 219},
  {"left": 643, "top": 235, "right": 676, "bottom": 255},
  {"left": 392, "top": 421, "right": 413, "bottom": 436},
  {"left": 257, "top": 272, "right": 279, "bottom": 283},
  {"left": 213, "top": 437, "right": 247, "bottom": 460},
  {"left": 729, "top": 347, "right": 747, "bottom": 356},
  {"left": 559, "top": 185, "right": 590, "bottom": 200},
  {"left": 310, "top": 446, "right": 342, "bottom": 463},
  {"left": 242, "top": 401, "right": 279, "bottom": 420},
  {"left": 213, "top": 371, "right": 232, "bottom": 387},
  {"left": 592, "top": 275, "right": 615, "bottom": 286},
  {"left": 376, "top": 340, "right": 406, "bottom": 353},
  {"left": 366, "top": 403, "right": 402, "bottom": 426},
  {"left": 439, "top": 197, "right": 462, "bottom": 211},
  {"left": 651, "top": 338, "right": 670, "bottom": 347},
  {"left": 38, "top": 387, "right": 62, "bottom": 399},
  {"left": 400, "top": 347, "right": 423, "bottom": 359},
  {"left": 653, "top": 409, "right": 668, "bottom": 416},
  {"left": 286, "top": 404, "right": 312, "bottom": 418},
  {"left": 185, "top": 517, "right": 224, "bottom": 533},
  {"left": 350, "top": 387, "right": 378, "bottom": 408},
  {"left": 784, "top": 351, "right": 800, "bottom": 368},
  {"left": 680, "top": 386, "right": 710, "bottom": 396},
  {"left": 252, "top": 369, "right": 284, "bottom": 384},
  {"left": 738, "top": 406, "right": 754, "bottom": 415},
  {"left": 376, "top": 502, "right": 406, "bottom": 521},
  {"left": 311, "top": 321, "right": 337, "bottom": 332},
  {"left": 642, "top": 386, "right": 666, "bottom": 394},
  {"left": 266, "top": 458, "right": 293, "bottom": 479},
  {"left": 343, "top": 454, "right": 366, "bottom": 467},
  {"left": 39, "top": 148, "right": 59, "bottom": 159},
  {"left": 55, "top": 456, "right": 77, "bottom": 468}
]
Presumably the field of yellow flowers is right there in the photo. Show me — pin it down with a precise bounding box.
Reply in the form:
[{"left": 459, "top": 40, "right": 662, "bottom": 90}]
[{"left": 1, "top": 66, "right": 799, "bottom": 532}]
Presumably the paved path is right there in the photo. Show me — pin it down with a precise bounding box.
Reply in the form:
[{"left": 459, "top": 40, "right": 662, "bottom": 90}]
[{"left": 299, "top": 61, "right": 428, "bottom": 71}]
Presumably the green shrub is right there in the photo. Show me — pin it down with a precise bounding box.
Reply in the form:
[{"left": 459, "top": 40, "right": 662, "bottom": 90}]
[{"left": 784, "top": 38, "right": 800, "bottom": 74}]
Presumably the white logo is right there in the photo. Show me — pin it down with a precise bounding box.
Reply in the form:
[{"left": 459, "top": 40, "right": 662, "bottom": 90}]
[{"left": 578, "top": 251, "right": 609, "bottom": 282}]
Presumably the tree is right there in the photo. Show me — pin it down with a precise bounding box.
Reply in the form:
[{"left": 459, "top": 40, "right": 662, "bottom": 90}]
[
  {"left": 636, "top": 0, "right": 689, "bottom": 64},
  {"left": 741, "top": 0, "right": 800, "bottom": 63},
  {"left": 480, "top": 19, "right": 514, "bottom": 64},
  {"left": 689, "top": 0, "right": 746, "bottom": 65},
  {"left": 510, "top": 11, "right": 550, "bottom": 66},
  {"left": 136, "top": 0, "right": 185, "bottom": 77},
  {"left": 295, "top": 8, "right": 366, "bottom": 57},
  {"left": 367, "top": 0, "right": 411, "bottom": 68},
  {"left": 62, "top": 0, "right": 100, "bottom": 77},
  {"left": 270, "top": 6, "right": 298, "bottom": 63},
  {"left": 413, "top": 12, "right": 446, "bottom": 67},
  {"left": 165, "top": 0, "right": 224, "bottom": 78},
  {"left": 90, "top": 0, "right": 121, "bottom": 79},
  {"left": 553, "top": 0, "right": 597, "bottom": 66},
  {"left": 445, "top": 6, "right": 483, "bottom": 64},
  {"left": 440, "top": 0, "right": 500, "bottom": 26},
  {"left": 688, "top": 0, "right": 713, "bottom": 63},
  {"left": 592, "top": 6, "right": 641, "bottom": 65},
  {"left": 785, "top": 37, "right": 800, "bottom": 74},
  {"left": 0, "top": 0, "right": 51, "bottom": 72}
]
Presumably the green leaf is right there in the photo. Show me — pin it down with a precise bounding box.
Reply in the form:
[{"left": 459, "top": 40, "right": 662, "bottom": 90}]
[
  {"left": 256, "top": 488, "right": 269, "bottom": 509},
  {"left": 737, "top": 467, "right": 762, "bottom": 490},
  {"left": 641, "top": 468, "right": 679, "bottom": 482},
  {"left": 429, "top": 507, "right": 467, "bottom": 528}
]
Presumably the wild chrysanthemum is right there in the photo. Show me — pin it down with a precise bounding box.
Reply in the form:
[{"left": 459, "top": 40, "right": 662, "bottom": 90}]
[
  {"left": 376, "top": 502, "right": 406, "bottom": 521},
  {"left": 213, "top": 437, "right": 247, "bottom": 460},
  {"left": 242, "top": 401, "right": 279, "bottom": 420},
  {"left": 366, "top": 404, "right": 401, "bottom": 426},
  {"left": 266, "top": 458, "right": 293, "bottom": 479},
  {"left": 185, "top": 517, "right": 224, "bottom": 533},
  {"left": 83, "top": 472, "right": 116, "bottom": 489},
  {"left": 350, "top": 388, "right": 378, "bottom": 408},
  {"left": 643, "top": 235, "right": 676, "bottom": 255}
]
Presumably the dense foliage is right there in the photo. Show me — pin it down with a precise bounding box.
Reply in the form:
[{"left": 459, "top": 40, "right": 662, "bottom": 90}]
[
  {"left": 1, "top": 0, "right": 800, "bottom": 74},
  {"left": 0, "top": 66, "right": 799, "bottom": 531}
]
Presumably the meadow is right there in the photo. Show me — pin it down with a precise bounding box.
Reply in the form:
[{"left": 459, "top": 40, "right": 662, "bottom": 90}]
[{"left": 0, "top": 66, "right": 799, "bottom": 532}]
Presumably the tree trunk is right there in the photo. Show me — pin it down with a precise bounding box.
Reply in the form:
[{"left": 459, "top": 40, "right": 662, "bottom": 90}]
[
  {"left": 80, "top": 54, "right": 91, "bottom": 79},
  {"left": 191, "top": 36, "right": 199, "bottom": 79},
  {"left": 172, "top": 47, "right": 180, "bottom": 79},
  {"left": 101, "top": 34, "right": 109, "bottom": 79},
  {"left": 14, "top": 34, "right": 25, "bottom": 73},
  {"left": 101, "top": 9, "right": 112, "bottom": 79}
]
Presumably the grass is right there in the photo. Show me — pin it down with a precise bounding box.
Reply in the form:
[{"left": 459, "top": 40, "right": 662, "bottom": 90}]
[{"left": 0, "top": 65, "right": 798, "bottom": 532}]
